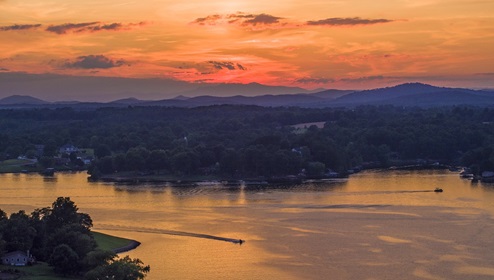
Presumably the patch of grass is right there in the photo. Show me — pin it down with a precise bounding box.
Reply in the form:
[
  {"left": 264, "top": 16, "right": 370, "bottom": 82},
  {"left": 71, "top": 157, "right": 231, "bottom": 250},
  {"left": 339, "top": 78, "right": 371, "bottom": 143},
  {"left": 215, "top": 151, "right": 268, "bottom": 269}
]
[
  {"left": 0, "top": 159, "right": 32, "bottom": 166},
  {"left": 78, "top": 148, "right": 94, "bottom": 158},
  {"left": 0, "top": 159, "right": 34, "bottom": 173},
  {"left": 0, "top": 262, "right": 75, "bottom": 280},
  {"left": 92, "top": 231, "right": 134, "bottom": 252}
]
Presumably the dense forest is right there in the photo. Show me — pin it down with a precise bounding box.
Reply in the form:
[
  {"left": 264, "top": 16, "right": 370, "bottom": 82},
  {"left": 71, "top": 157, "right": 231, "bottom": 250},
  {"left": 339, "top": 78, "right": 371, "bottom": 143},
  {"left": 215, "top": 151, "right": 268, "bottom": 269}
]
[{"left": 0, "top": 105, "right": 493, "bottom": 179}]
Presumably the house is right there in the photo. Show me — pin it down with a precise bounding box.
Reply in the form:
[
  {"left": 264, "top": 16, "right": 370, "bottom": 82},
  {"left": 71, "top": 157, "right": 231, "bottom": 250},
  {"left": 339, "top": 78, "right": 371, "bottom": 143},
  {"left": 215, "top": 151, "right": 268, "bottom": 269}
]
[
  {"left": 59, "top": 144, "right": 79, "bottom": 154},
  {"left": 1, "top": 250, "right": 34, "bottom": 266}
]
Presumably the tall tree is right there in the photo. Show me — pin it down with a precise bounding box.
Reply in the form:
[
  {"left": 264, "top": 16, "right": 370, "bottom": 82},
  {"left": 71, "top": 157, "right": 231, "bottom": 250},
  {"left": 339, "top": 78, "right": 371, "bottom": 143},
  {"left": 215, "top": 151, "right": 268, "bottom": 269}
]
[{"left": 85, "top": 255, "right": 150, "bottom": 280}]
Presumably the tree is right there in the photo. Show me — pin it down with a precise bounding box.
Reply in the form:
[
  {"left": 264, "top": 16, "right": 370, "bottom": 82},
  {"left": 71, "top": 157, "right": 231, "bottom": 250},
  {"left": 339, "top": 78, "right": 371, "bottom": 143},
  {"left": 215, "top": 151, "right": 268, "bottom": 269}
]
[
  {"left": 306, "top": 162, "right": 326, "bottom": 177},
  {"left": 46, "top": 225, "right": 96, "bottom": 261},
  {"left": 113, "top": 153, "right": 127, "bottom": 172},
  {"left": 30, "top": 198, "right": 94, "bottom": 263},
  {"left": 69, "top": 152, "right": 78, "bottom": 162},
  {"left": 2, "top": 210, "right": 36, "bottom": 252},
  {"left": 96, "top": 156, "right": 115, "bottom": 174},
  {"left": 49, "top": 244, "right": 80, "bottom": 275},
  {"left": 147, "top": 149, "right": 169, "bottom": 171},
  {"left": 219, "top": 149, "right": 240, "bottom": 176},
  {"left": 0, "top": 209, "right": 6, "bottom": 221},
  {"left": 29, "top": 208, "right": 50, "bottom": 260},
  {"left": 95, "top": 144, "right": 112, "bottom": 159},
  {"left": 0, "top": 209, "right": 7, "bottom": 256},
  {"left": 126, "top": 147, "right": 150, "bottom": 171},
  {"left": 45, "top": 197, "right": 93, "bottom": 233},
  {"left": 39, "top": 156, "right": 55, "bottom": 168},
  {"left": 85, "top": 255, "right": 150, "bottom": 280},
  {"left": 170, "top": 150, "right": 200, "bottom": 175},
  {"left": 82, "top": 249, "right": 116, "bottom": 271}
]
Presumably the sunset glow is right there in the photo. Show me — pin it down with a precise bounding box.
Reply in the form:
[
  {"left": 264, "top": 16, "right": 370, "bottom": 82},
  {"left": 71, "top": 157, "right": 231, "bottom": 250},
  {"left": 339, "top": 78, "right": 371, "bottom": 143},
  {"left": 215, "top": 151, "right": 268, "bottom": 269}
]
[{"left": 1, "top": 0, "right": 494, "bottom": 91}]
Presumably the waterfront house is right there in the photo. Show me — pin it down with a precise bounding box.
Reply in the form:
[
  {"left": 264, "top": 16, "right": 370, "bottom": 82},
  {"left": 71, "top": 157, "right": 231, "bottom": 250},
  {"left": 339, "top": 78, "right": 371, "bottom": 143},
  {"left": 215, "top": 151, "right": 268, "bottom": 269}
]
[
  {"left": 59, "top": 144, "right": 79, "bottom": 154},
  {"left": 1, "top": 250, "right": 34, "bottom": 266}
]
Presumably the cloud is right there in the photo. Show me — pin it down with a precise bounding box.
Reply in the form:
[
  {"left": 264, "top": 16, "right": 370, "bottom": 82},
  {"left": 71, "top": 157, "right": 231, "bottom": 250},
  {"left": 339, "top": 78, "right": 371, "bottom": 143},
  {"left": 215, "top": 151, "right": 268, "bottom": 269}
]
[
  {"left": 46, "top": 21, "right": 145, "bottom": 34},
  {"left": 0, "top": 67, "right": 8, "bottom": 71},
  {"left": 193, "top": 13, "right": 394, "bottom": 30},
  {"left": 193, "top": 12, "right": 285, "bottom": 28},
  {"left": 208, "top": 61, "right": 246, "bottom": 71},
  {"left": 46, "top": 22, "right": 98, "bottom": 34},
  {"left": 296, "top": 77, "right": 335, "bottom": 84},
  {"left": 64, "top": 55, "right": 127, "bottom": 69},
  {"left": 242, "top": 14, "right": 283, "bottom": 25},
  {"left": 307, "top": 17, "right": 394, "bottom": 26},
  {"left": 0, "top": 24, "right": 42, "bottom": 31},
  {"left": 193, "top": 15, "right": 222, "bottom": 26}
]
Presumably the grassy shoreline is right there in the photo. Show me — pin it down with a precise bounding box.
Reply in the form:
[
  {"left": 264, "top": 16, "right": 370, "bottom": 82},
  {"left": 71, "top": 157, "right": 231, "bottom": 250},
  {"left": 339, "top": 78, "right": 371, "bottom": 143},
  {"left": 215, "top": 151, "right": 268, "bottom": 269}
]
[{"left": 92, "top": 231, "right": 140, "bottom": 253}]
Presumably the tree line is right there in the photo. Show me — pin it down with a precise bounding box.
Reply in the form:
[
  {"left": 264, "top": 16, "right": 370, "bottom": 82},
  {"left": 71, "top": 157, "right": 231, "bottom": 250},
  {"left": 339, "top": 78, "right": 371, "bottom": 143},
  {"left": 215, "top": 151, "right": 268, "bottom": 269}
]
[
  {"left": 0, "top": 197, "right": 149, "bottom": 279},
  {"left": 0, "top": 105, "right": 494, "bottom": 178}
]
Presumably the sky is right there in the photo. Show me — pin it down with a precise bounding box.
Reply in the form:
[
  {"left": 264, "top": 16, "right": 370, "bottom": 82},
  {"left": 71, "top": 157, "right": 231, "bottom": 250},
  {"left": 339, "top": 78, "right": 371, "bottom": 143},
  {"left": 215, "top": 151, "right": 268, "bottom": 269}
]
[{"left": 1, "top": 0, "right": 494, "bottom": 96}]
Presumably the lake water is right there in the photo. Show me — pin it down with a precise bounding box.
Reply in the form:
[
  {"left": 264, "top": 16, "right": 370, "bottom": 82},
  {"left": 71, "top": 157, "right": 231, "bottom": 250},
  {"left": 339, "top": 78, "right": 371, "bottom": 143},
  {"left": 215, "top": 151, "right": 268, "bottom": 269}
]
[{"left": 1, "top": 170, "right": 494, "bottom": 279}]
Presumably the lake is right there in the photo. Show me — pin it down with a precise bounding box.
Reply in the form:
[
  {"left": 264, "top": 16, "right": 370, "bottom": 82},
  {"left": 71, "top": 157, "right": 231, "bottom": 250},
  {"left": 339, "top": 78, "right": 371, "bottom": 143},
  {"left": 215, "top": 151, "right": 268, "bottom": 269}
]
[{"left": 1, "top": 170, "right": 494, "bottom": 279}]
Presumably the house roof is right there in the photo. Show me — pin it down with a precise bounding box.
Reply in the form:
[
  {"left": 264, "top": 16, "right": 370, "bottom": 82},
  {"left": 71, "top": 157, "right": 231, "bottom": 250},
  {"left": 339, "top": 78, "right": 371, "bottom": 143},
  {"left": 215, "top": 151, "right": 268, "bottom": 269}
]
[
  {"left": 60, "top": 144, "right": 77, "bottom": 148},
  {"left": 3, "top": 250, "right": 27, "bottom": 257}
]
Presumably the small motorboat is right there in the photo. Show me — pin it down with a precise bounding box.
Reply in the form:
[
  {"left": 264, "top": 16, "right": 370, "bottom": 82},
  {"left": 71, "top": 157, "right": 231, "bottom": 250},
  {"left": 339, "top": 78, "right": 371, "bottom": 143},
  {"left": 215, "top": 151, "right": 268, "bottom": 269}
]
[{"left": 434, "top": 188, "right": 443, "bottom": 192}]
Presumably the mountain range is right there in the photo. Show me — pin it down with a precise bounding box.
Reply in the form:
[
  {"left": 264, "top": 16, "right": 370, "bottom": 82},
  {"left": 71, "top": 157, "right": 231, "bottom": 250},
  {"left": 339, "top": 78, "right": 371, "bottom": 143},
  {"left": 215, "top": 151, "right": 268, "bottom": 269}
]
[
  {"left": 0, "top": 72, "right": 313, "bottom": 102},
  {"left": 1, "top": 82, "right": 494, "bottom": 108}
]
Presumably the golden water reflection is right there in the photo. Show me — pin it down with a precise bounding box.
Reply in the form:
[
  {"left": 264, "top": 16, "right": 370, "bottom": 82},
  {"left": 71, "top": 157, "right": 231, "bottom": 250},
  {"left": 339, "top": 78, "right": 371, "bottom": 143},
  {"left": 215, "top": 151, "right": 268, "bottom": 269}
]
[{"left": 1, "top": 170, "right": 494, "bottom": 279}]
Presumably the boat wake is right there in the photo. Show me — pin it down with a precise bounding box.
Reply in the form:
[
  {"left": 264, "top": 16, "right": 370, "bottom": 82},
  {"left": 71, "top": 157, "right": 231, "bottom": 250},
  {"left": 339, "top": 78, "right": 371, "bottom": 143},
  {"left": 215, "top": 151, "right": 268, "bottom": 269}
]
[
  {"left": 94, "top": 224, "right": 244, "bottom": 244},
  {"left": 341, "top": 190, "right": 438, "bottom": 196}
]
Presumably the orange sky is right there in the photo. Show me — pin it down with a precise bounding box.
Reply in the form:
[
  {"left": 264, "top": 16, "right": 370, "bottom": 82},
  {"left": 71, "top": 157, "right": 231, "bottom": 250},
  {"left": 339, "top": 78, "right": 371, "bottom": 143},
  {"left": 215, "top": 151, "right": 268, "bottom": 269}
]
[{"left": 1, "top": 0, "right": 494, "bottom": 90}]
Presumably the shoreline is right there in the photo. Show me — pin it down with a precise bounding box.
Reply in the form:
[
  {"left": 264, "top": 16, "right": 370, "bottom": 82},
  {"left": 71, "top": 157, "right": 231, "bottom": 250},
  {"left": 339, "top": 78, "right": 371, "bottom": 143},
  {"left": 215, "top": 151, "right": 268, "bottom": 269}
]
[
  {"left": 89, "top": 164, "right": 455, "bottom": 185},
  {"left": 90, "top": 174, "right": 348, "bottom": 185},
  {"left": 112, "top": 240, "right": 141, "bottom": 254}
]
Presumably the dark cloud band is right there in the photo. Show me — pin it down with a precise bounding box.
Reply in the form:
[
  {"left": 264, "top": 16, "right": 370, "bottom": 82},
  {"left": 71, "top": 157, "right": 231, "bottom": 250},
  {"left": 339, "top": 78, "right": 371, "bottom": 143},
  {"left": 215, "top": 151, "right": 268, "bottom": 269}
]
[
  {"left": 64, "top": 55, "right": 127, "bottom": 69},
  {"left": 193, "top": 13, "right": 394, "bottom": 28},
  {"left": 208, "top": 61, "right": 246, "bottom": 71},
  {"left": 0, "top": 24, "right": 42, "bottom": 31},
  {"left": 307, "top": 17, "right": 393, "bottom": 26},
  {"left": 193, "top": 12, "right": 283, "bottom": 27},
  {"left": 47, "top": 22, "right": 125, "bottom": 34}
]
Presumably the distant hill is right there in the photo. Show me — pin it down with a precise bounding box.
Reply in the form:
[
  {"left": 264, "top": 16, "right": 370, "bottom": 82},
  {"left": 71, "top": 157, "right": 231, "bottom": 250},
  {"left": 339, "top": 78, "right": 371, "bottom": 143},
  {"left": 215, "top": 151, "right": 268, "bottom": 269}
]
[
  {"left": 106, "top": 84, "right": 494, "bottom": 108},
  {"left": 329, "top": 83, "right": 494, "bottom": 107},
  {"left": 309, "top": 89, "right": 355, "bottom": 100},
  {"left": 109, "top": 97, "right": 146, "bottom": 105},
  {"left": 0, "top": 95, "right": 49, "bottom": 105},
  {"left": 0, "top": 72, "right": 314, "bottom": 101},
  {"left": 384, "top": 90, "right": 494, "bottom": 107},
  {"left": 177, "top": 82, "right": 310, "bottom": 97},
  {"left": 332, "top": 83, "right": 444, "bottom": 104},
  {"left": 1, "top": 82, "right": 493, "bottom": 108}
]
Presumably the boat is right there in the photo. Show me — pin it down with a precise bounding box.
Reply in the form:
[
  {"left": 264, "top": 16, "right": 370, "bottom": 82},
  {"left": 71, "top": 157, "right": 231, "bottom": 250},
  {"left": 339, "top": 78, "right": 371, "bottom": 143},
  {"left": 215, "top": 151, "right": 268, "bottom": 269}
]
[
  {"left": 40, "top": 168, "right": 55, "bottom": 176},
  {"left": 460, "top": 168, "right": 474, "bottom": 179},
  {"left": 434, "top": 188, "right": 443, "bottom": 192}
]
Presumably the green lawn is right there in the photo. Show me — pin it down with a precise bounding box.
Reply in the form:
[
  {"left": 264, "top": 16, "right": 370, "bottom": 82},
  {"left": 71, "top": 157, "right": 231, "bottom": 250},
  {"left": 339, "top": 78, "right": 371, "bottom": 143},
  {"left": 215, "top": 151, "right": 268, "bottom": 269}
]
[
  {"left": 0, "top": 159, "right": 36, "bottom": 173},
  {"left": 92, "top": 231, "right": 134, "bottom": 252},
  {"left": 0, "top": 262, "right": 73, "bottom": 280},
  {"left": 0, "top": 231, "right": 135, "bottom": 279}
]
